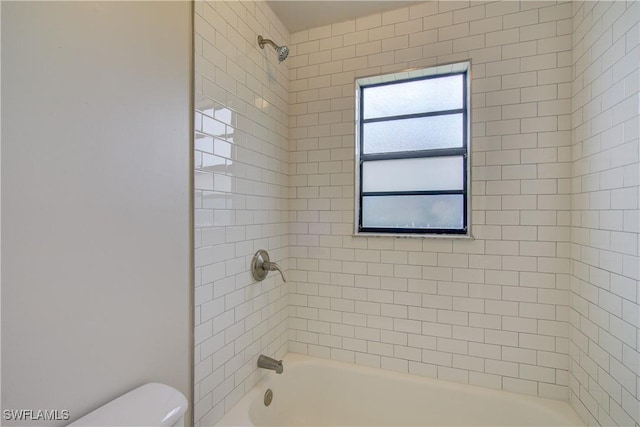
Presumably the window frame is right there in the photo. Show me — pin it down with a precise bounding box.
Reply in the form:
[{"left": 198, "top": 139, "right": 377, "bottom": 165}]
[{"left": 354, "top": 62, "right": 472, "bottom": 237}]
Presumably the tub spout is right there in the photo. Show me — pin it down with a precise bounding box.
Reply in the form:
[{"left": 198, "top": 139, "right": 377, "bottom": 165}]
[{"left": 258, "top": 354, "right": 283, "bottom": 374}]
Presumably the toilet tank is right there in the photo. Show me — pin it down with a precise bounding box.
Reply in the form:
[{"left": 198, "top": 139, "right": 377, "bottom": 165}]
[{"left": 67, "top": 383, "right": 188, "bottom": 427}]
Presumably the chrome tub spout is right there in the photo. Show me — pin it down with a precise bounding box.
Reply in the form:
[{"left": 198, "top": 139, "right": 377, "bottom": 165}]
[{"left": 258, "top": 354, "right": 283, "bottom": 374}]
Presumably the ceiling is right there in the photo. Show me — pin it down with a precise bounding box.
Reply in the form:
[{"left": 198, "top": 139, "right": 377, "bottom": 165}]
[{"left": 266, "top": 1, "right": 419, "bottom": 33}]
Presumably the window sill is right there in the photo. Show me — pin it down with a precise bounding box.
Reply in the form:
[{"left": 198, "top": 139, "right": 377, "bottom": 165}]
[{"left": 353, "top": 232, "right": 474, "bottom": 239}]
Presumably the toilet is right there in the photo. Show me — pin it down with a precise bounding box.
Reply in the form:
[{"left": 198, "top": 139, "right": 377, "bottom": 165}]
[{"left": 67, "top": 383, "right": 188, "bottom": 427}]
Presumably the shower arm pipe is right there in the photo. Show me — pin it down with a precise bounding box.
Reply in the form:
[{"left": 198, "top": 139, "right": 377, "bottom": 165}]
[
  {"left": 258, "top": 35, "right": 278, "bottom": 50},
  {"left": 257, "top": 35, "right": 289, "bottom": 63}
]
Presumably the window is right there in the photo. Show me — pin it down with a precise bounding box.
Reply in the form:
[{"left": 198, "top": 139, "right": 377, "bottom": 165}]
[{"left": 355, "top": 62, "right": 471, "bottom": 236}]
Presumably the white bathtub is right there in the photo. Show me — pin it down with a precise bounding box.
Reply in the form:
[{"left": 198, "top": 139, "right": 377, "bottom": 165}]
[{"left": 217, "top": 353, "right": 584, "bottom": 426}]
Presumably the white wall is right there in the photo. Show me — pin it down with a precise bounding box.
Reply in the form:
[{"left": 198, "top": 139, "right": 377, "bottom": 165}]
[
  {"left": 569, "top": 2, "right": 639, "bottom": 425},
  {"left": 288, "top": 0, "right": 574, "bottom": 400},
  {"left": 1, "top": 2, "right": 192, "bottom": 425},
  {"left": 192, "top": 1, "right": 290, "bottom": 425},
  {"left": 0, "top": 0, "right": 3, "bottom": 412}
]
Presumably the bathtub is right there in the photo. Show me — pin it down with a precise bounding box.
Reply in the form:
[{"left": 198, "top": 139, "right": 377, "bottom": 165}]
[{"left": 217, "top": 353, "right": 584, "bottom": 426}]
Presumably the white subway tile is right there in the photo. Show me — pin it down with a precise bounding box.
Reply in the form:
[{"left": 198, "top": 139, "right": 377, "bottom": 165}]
[
  {"left": 197, "top": 4, "right": 639, "bottom": 425},
  {"left": 503, "top": 377, "right": 538, "bottom": 395}
]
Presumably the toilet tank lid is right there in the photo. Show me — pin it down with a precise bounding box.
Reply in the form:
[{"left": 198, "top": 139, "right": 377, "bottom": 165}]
[{"left": 67, "top": 383, "right": 188, "bottom": 427}]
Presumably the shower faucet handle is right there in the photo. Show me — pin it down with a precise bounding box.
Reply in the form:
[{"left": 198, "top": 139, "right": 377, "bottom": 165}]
[
  {"left": 263, "top": 260, "right": 287, "bottom": 282},
  {"left": 251, "top": 250, "right": 287, "bottom": 282}
]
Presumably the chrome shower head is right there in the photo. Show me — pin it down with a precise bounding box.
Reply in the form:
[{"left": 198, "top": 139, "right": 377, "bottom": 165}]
[
  {"left": 258, "top": 35, "right": 289, "bottom": 63},
  {"left": 276, "top": 45, "right": 289, "bottom": 62}
]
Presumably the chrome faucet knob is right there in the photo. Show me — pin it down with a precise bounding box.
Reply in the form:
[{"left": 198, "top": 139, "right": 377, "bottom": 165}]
[
  {"left": 263, "top": 260, "right": 287, "bottom": 282},
  {"left": 251, "top": 250, "right": 287, "bottom": 282}
]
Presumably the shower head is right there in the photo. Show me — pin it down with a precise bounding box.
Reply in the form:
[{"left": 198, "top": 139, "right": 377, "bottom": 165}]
[
  {"left": 258, "top": 35, "right": 289, "bottom": 63},
  {"left": 276, "top": 45, "right": 289, "bottom": 62}
]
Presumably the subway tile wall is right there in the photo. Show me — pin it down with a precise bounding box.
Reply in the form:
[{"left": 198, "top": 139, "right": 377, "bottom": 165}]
[
  {"left": 569, "top": 2, "right": 639, "bottom": 426},
  {"left": 193, "top": 1, "right": 290, "bottom": 425},
  {"left": 288, "top": 0, "right": 577, "bottom": 401},
  {"left": 193, "top": 1, "right": 640, "bottom": 426}
]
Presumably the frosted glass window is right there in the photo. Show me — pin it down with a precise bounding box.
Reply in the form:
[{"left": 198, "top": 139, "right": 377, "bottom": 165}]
[
  {"left": 363, "top": 75, "right": 463, "bottom": 119},
  {"left": 355, "top": 62, "right": 470, "bottom": 235},
  {"left": 362, "top": 157, "right": 463, "bottom": 192},
  {"left": 362, "top": 195, "right": 464, "bottom": 229},
  {"left": 363, "top": 114, "right": 463, "bottom": 154}
]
